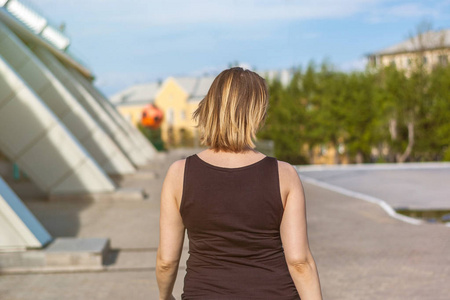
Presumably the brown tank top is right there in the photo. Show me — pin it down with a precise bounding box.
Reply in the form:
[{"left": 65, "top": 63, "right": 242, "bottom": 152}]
[{"left": 180, "top": 154, "right": 300, "bottom": 299}]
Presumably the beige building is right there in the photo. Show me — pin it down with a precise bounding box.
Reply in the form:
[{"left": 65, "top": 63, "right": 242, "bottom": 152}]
[
  {"left": 110, "top": 76, "right": 215, "bottom": 148},
  {"left": 110, "top": 68, "right": 295, "bottom": 150},
  {"left": 109, "top": 82, "right": 162, "bottom": 127},
  {"left": 158, "top": 76, "right": 215, "bottom": 147},
  {"left": 368, "top": 29, "right": 450, "bottom": 71}
]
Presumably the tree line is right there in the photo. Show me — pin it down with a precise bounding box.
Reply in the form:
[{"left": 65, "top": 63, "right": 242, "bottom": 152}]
[{"left": 257, "top": 61, "right": 450, "bottom": 164}]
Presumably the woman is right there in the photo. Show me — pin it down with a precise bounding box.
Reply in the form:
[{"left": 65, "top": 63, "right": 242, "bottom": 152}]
[{"left": 156, "top": 67, "right": 322, "bottom": 299}]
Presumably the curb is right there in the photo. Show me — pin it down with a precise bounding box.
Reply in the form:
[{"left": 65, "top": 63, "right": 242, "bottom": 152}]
[{"left": 296, "top": 171, "right": 424, "bottom": 226}]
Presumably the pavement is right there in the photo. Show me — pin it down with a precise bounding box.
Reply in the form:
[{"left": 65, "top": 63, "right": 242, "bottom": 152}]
[
  {"left": 297, "top": 162, "right": 450, "bottom": 210},
  {"left": 0, "top": 149, "right": 449, "bottom": 300}
]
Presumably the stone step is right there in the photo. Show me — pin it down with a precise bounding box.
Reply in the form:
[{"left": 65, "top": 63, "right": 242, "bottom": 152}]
[
  {"left": 48, "top": 187, "right": 147, "bottom": 201},
  {"left": 0, "top": 237, "right": 110, "bottom": 273},
  {"left": 110, "top": 170, "right": 157, "bottom": 181}
]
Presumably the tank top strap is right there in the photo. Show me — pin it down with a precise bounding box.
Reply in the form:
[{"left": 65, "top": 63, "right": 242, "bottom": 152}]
[{"left": 190, "top": 153, "right": 272, "bottom": 171}]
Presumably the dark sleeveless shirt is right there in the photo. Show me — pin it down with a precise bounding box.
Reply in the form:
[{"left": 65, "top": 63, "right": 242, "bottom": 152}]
[{"left": 180, "top": 154, "right": 300, "bottom": 299}]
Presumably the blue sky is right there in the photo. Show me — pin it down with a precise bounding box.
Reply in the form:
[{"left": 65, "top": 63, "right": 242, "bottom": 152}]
[{"left": 30, "top": 0, "right": 450, "bottom": 96}]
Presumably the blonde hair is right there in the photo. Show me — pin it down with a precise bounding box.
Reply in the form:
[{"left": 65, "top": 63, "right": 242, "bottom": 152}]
[{"left": 193, "top": 67, "right": 269, "bottom": 153}]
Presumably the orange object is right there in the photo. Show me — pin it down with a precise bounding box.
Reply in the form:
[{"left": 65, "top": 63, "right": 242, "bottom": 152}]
[{"left": 141, "top": 104, "right": 164, "bottom": 129}]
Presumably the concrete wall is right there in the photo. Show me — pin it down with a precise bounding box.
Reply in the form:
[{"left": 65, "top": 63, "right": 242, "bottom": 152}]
[
  {"left": 31, "top": 46, "right": 149, "bottom": 167},
  {"left": 67, "top": 68, "right": 157, "bottom": 161},
  {"left": 0, "top": 176, "right": 52, "bottom": 250},
  {"left": 0, "top": 55, "right": 115, "bottom": 194},
  {"left": 0, "top": 23, "right": 135, "bottom": 175}
]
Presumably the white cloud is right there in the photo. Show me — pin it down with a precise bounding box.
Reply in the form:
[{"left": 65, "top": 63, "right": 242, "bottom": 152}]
[
  {"left": 109, "top": 0, "right": 382, "bottom": 25},
  {"left": 365, "top": 1, "right": 447, "bottom": 23},
  {"left": 301, "top": 32, "right": 321, "bottom": 39},
  {"left": 386, "top": 3, "right": 439, "bottom": 18},
  {"left": 30, "top": 0, "right": 449, "bottom": 93},
  {"left": 35, "top": 0, "right": 386, "bottom": 27}
]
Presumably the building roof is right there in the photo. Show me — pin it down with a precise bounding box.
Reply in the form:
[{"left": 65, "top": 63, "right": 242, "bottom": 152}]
[
  {"left": 109, "top": 69, "right": 295, "bottom": 106},
  {"left": 188, "top": 76, "right": 215, "bottom": 102},
  {"left": 172, "top": 76, "right": 215, "bottom": 102},
  {"left": 109, "top": 75, "right": 215, "bottom": 106},
  {"left": 109, "top": 82, "right": 161, "bottom": 105},
  {"left": 173, "top": 77, "right": 199, "bottom": 96},
  {"left": 371, "top": 29, "right": 450, "bottom": 56}
]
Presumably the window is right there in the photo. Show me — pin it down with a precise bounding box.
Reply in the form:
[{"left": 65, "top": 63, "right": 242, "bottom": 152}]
[
  {"left": 438, "top": 55, "right": 448, "bottom": 66},
  {"left": 167, "top": 108, "right": 174, "bottom": 125},
  {"left": 180, "top": 110, "right": 186, "bottom": 120},
  {"left": 422, "top": 56, "right": 428, "bottom": 64},
  {"left": 167, "top": 126, "right": 175, "bottom": 146}
]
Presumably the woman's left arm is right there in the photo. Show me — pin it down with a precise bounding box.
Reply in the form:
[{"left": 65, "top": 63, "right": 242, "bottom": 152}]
[{"left": 157, "top": 160, "right": 186, "bottom": 300}]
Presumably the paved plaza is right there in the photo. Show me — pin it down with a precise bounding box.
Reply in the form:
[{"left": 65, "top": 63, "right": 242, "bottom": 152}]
[
  {"left": 297, "top": 163, "right": 450, "bottom": 210},
  {"left": 0, "top": 149, "right": 449, "bottom": 300}
]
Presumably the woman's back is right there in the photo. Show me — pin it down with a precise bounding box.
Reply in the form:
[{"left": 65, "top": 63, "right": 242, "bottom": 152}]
[
  {"left": 180, "top": 153, "right": 300, "bottom": 299},
  {"left": 156, "top": 68, "right": 321, "bottom": 300}
]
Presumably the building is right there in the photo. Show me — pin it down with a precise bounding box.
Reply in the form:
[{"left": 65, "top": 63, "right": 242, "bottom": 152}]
[
  {"left": 258, "top": 69, "right": 294, "bottom": 86},
  {"left": 368, "top": 29, "right": 450, "bottom": 71},
  {"left": 110, "top": 69, "right": 295, "bottom": 148},
  {"left": 110, "top": 82, "right": 162, "bottom": 126},
  {"left": 110, "top": 75, "right": 216, "bottom": 148},
  {"left": 155, "top": 76, "right": 215, "bottom": 147}
]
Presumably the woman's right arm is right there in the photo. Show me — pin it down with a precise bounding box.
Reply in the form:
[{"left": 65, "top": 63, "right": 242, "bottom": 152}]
[{"left": 279, "top": 162, "right": 322, "bottom": 300}]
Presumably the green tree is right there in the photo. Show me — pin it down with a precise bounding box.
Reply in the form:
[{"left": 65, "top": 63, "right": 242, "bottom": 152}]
[
  {"left": 376, "top": 65, "right": 416, "bottom": 162},
  {"left": 258, "top": 70, "right": 307, "bottom": 164},
  {"left": 258, "top": 49, "right": 450, "bottom": 164},
  {"left": 341, "top": 71, "right": 381, "bottom": 163},
  {"left": 426, "top": 65, "right": 450, "bottom": 160},
  {"left": 304, "top": 62, "right": 347, "bottom": 164}
]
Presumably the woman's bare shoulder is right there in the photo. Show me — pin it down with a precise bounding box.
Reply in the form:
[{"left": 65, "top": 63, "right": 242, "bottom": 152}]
[
  {"left": 167, "top": 159, "right": 186, "bottom": 178},
  {"left": 277, "top": 160, "right": 300, "bottom": 179},
  {"left": 164, "top": 159, "right": 187, "bottom": 188},
  {"left": 276, "top": 159, "right": 304, "bottom": 194},
  {"left": 163, "top": 159, "right": 187, "bottom": 207},
  {"left": 168, "top": 158, "right": 186, "bottom": 171},
  {"left": 276, "top": 160, "right": 305, "bottom": 212}
]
